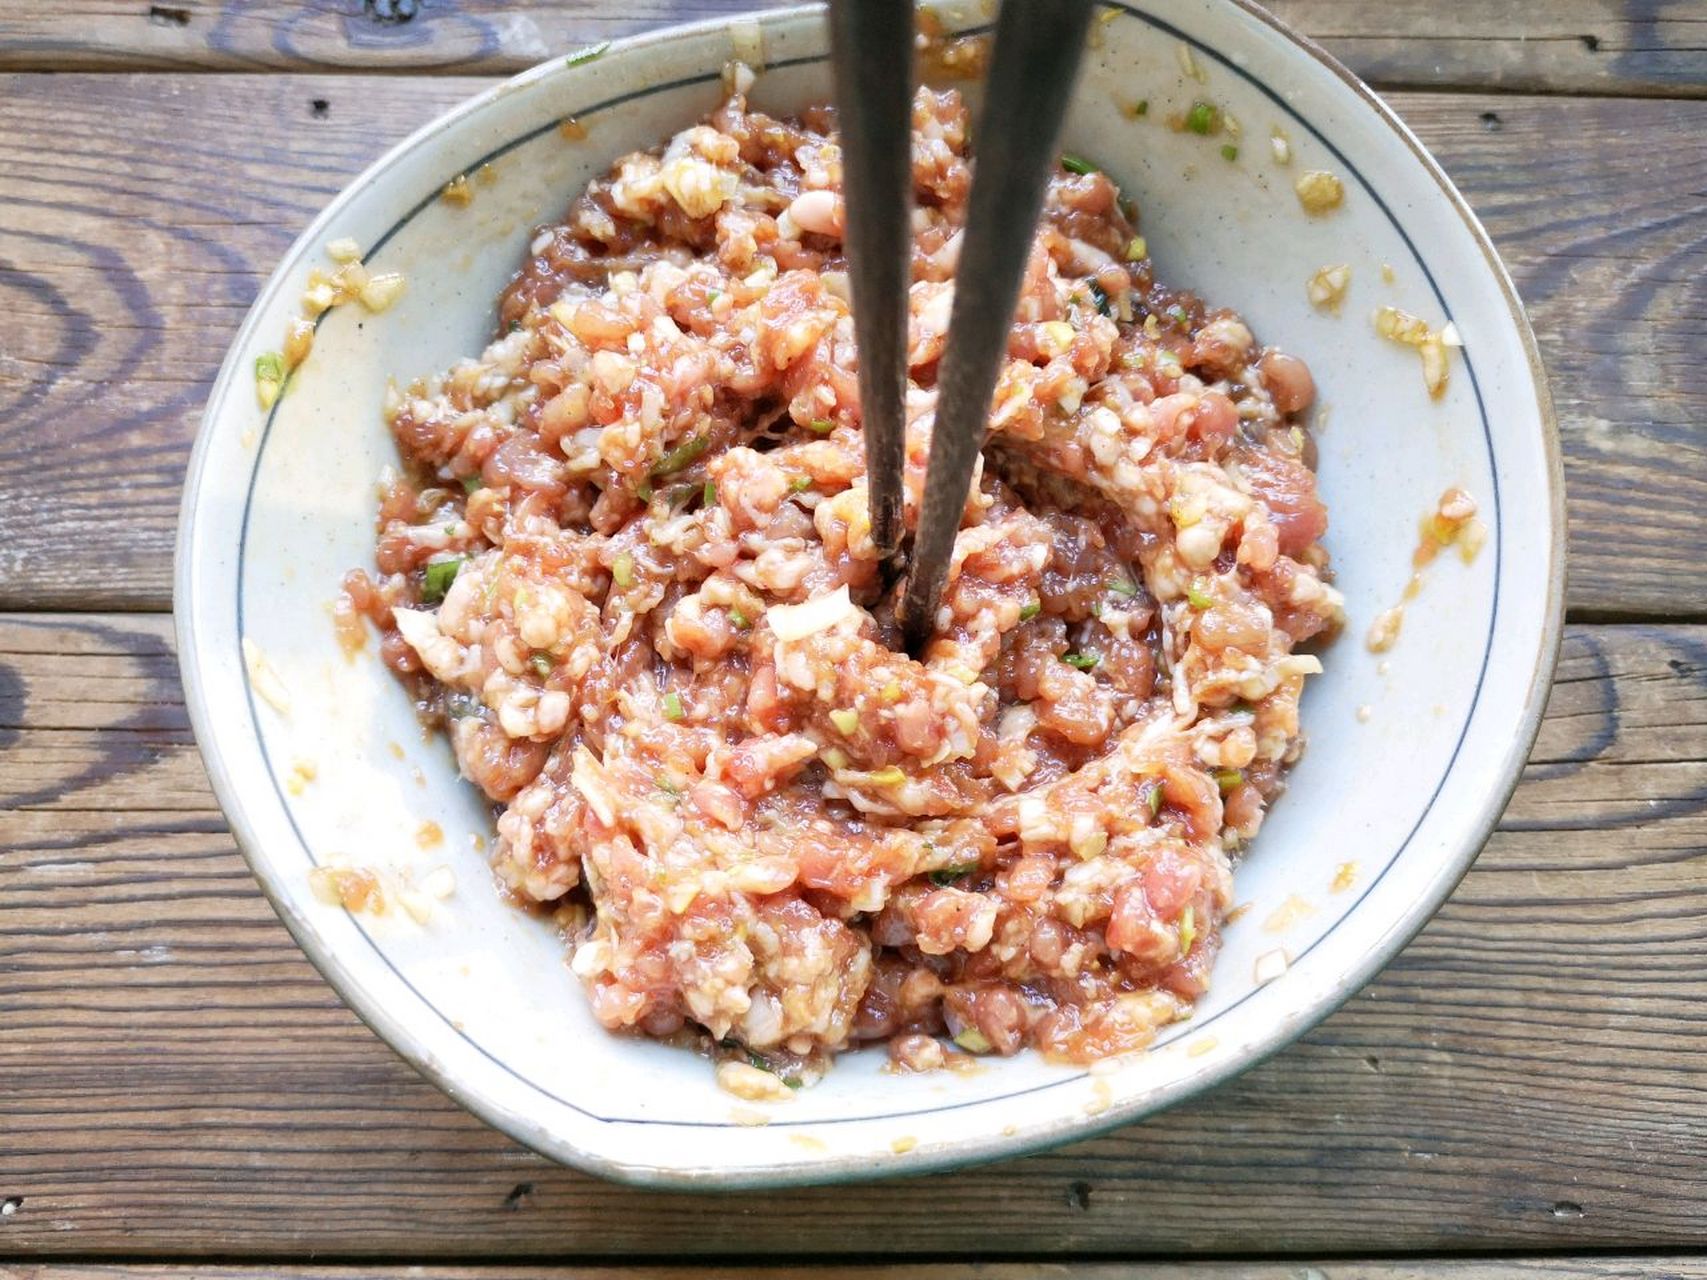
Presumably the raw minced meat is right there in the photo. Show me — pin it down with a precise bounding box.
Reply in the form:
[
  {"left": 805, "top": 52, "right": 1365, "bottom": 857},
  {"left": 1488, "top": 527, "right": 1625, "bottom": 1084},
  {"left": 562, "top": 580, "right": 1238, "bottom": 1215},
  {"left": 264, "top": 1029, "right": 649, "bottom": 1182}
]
[{"left": 342, "top": 83, "right": 1341, "bottom": 1081}]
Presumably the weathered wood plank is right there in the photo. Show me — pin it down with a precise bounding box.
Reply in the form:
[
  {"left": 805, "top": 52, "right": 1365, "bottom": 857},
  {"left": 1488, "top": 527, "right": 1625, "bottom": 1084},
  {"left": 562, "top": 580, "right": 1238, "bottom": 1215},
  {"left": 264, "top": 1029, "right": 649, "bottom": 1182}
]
[
  {"left": 0, "top": 0, "right": 1701, "bottom": 98},
  {"left": 5, "top": 1262, "right": 1707, "bottom": 1280},
  {"left": 1, "top": 617, "right": 1704, "bottom": 1257},
  {"left": 1, "top": 74, "right": 1702, "bottom": 616}
]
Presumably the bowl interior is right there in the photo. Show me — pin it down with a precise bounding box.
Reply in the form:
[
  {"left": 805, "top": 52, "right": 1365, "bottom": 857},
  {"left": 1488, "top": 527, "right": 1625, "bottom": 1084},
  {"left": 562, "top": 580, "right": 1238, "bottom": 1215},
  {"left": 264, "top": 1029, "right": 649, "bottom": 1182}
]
[{"left": 177, "top": 0, "right": 1559, "bottom": 1186}]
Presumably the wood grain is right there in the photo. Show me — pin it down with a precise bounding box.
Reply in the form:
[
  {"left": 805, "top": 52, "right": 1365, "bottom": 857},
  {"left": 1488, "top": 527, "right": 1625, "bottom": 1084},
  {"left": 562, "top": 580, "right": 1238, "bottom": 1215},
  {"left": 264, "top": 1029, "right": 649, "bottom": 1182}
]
[
  {"left": 6, "top": 1263, "right": 1707, "bottom": 1280},
  {"left": 1, "top": 74, "right": 1703, "bottom": 615},
  {"left": 1, "top": 616, "right": 1704, "bottom": 1258},
  {"left": 0, "top": 0, "right": 1701, "bottom": 98}
]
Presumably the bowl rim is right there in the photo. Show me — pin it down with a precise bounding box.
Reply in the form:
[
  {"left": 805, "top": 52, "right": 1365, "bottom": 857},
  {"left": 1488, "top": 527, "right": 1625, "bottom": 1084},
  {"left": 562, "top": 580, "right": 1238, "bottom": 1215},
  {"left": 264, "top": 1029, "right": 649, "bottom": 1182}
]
[{"left": 174, "top": 0, "right": 1565, "bottom": 1189}]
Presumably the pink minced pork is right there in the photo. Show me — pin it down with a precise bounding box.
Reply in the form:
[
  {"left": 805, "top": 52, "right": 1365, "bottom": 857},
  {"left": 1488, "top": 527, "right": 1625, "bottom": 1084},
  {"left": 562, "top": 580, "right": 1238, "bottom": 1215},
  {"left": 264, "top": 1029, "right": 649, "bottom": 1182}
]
[{"left": 340, "top": 85, "right": 1341, "bottom": 1082}]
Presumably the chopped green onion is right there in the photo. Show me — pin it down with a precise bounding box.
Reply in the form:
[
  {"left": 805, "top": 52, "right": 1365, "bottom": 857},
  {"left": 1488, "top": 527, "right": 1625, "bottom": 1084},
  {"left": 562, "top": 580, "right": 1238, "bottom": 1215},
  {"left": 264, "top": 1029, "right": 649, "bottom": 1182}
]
[
  {"left": 1117, "top": 195, "right": 1138, "bottom": 223},
  {"left": 1167, "top": 303, "right": 1191, "bottom": 329},
  {"left": 565, "top": 40, "right": 610, "bottom": 66},
  {"left": 1178, "top": 904, "right": 1197, "bottom": 952},
  {"left": 635, "top": 481, "right": 653, "bottom": 503},
  {"left": 702, "top": 480, "right": 717, "bottom": 508},
  {"left": 529, "top": 652, "right": 554, "bottom": 678},
  {"left": 952, "top": 1026, "right": 992, "bottom": 1054},
  {"left": 1184, "top": 101, "right": 1219, "bottom": 135},
  {"left": 1134, "top": 99, "right": 1150, "bottom": 117},
  {"left": 1215, "top": 768, "right": 1245, "bottom": 793},
  {"left": 789, "top": 476, "right": 812, "bottom": 493},
  {"left": 729, "top": 606, "right": 751, "bottom": 630},
  {"left": 652, "top": 434, "right": 708, "bottom": 476},
  {"left": 461, "top": 474, "right": 483, "bottom": 494},
  {"left": 807, "top": 418, "right": 835, "bottom": 435},
  {"left": 1061, "top": 652, "right": 1100, "bottom": 671},
  {"left": 930, "top": 864, "right": 977, "bottom": 886},
  {"left": 879, "top": 680, "right": 903, "bottom": 703},
  {"left": 822, "top": 746, "right": 850, "bottom": 771},
  {"left": 1019, "top": 600, "right": 1042, "bottom": 622},
  {"left": 655, "top": 775, "right": 682, "bottom": 798},
  {"left": 1060, "top": 153, "right": 1097, "bottom": 175},
  {"left": 1124, "top": 235, "right": 1148, "bottom": 261},
  {"left": 829, "top": 707, "right": 860, "bottom": 736},
  {"left": 783, "top": 1075, "right": 803, "bottom": 1089},
  {"left": 445, "top": 691, "right": 483, "bottom": 720},
  {"left": 421, "top": 556, "right": 465, "bottom": 604},
  {"left": 1086, "top": 280, "right": 1113, "bottom": 316},
  {"left": 254, "top": 351, "right": 285, "bottom": 408},
  {"left": 866, "top": 766, "right": 907, "bottom": 786},
  {"left": 1107, "top": 578, "right": 1140, "bottom": 598},
  {"left": 706, "top": 288, "right": 721, "bottom": 303},
  {"left": 611, "top": 551, "right": 634, "bottom": 588},
  {"left": 1146, "top": 781, "right": 1164, "bottom": 817},
  {"left": 1186, "top": 579, "right": 1214, "bottom": 609},
  {"left": 1221, "top": 143, "right": 1239, "bottom": 162}
]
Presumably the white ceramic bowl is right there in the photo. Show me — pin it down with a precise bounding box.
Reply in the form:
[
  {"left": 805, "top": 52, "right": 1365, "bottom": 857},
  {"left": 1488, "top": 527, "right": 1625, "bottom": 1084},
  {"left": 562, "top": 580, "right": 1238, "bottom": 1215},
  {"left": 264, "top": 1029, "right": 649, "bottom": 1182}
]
[{"left": 177, "top": 0, "right": 1563, "bottom": 1187}]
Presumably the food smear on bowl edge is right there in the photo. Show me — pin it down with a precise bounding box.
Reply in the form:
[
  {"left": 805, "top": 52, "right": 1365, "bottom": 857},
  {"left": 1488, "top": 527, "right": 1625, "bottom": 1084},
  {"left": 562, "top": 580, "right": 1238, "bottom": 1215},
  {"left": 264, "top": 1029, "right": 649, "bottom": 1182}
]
[{"left": 335, "top": 82, "right": 1343, "bottom": 1093}]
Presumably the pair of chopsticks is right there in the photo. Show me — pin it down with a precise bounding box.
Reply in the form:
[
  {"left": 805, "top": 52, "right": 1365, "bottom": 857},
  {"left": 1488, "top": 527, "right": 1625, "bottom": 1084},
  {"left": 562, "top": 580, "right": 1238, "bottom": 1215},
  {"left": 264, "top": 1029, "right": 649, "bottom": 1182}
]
[{"left": 829, "top": 0, "right": 1096, "bottom": 652}]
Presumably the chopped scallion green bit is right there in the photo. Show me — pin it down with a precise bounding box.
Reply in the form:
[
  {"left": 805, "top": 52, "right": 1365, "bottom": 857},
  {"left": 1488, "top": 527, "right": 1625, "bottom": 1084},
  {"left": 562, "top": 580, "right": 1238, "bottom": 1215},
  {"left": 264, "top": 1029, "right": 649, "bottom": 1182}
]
[
  {"left": 807, "top": 418, "right": 835, "bottom": 435},
  {"left": 1146, "top": 781, "right": 1164, "bottom": 816},
  {"left": 652, "top": 434, "right": 708, "bottom": 476},
  {"left": 1061, "top": 651, "right": 1100, "bottom": 671},
  {"left": 421, "top": 556, "right": 465, "bottom": 604},
  {"left": 828, "top": 707, "right": 859, "bottom": 736},
  {"left": 255, "top": 351, "right": 285, "bottom": 383},
  {"left": 1107, "top": 578, "right": 1140, "bottom": 598},
  {"left": 1186, "top": 579, "right": 1214, "bottom": 609},
  {"left": 1134, "top": 99, "right": 1150, "bottom": 117},
  {"left": 929, "top": 865, "right": 977, "bottom": 886},
  {"left": 1221, "top": 143, "right": 1239, "bottom": 162},
  {"left": 1019, "top": 600, "right": 1042, "bottom": 622},
  {"left": 655, "top": 776, "right": 682, "bottom": 798},
  {"left": 866, "top": 766, "right": 907, "bottom": 786},
  {"left": 461, "top": 474, "right": 483, "bottom": 494},
  {"left": 702, "top": 479, "right": 717, "bottom": 508},
  {"left": 529, "top": 652, "right": 554, "bottom": 678},
  {"left": 729, "top": 606, "right": 751, "bottom": 630},
  {"left": 1060, "top": 153, "right": 1097, "bottom": 175},
  {"left": 611, "top": 551, "right": 634, "bottom": 588},
  {"left": 952, "top": 1026, "right": 992, "bottom": 1054},
  {"left": 879, "top": 679, "right": 903, "bottom": 703},
  {"left": 1184, "top": 101, "right": 1219, "bottom": 135},
  {"left": 662, "top": 691, "right": 685, "bottom": 721},
  {"left": 822, "top": 746, "right": 850, "bottom": 771},
  {"left": 789, "top": 476, "right": 812, "bottom": 493},
  {"left": 635, "top": 481, "right": 653, "bottom": 502},
  {"left": 1178, "top": 903, "right": 1197, "bottom": 952},
  {"left": 1124, "top": 235, "right": 1148, "bottom": 261},
  {"left": 1087, "top": 280, "right": 1113, "bottom": 316},
  {"left": 1215, "top": 768, "right": 1245, "bottom": 793},
  {"left": 565, "top": 40, "right": 610, "bottom": 66}
]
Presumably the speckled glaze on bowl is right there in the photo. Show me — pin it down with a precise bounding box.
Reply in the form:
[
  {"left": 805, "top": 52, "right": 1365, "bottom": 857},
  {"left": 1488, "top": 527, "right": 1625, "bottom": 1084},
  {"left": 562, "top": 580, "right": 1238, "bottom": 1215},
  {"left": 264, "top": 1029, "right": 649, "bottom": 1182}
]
[{"left": 176, "top": 0, "right": 1563, "bottom": 1188}]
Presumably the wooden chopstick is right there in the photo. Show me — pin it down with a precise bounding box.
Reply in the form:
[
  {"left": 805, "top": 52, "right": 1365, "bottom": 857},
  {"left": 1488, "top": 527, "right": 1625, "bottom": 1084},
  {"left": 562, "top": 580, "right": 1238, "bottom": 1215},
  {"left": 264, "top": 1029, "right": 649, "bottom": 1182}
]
[
  {"left": 829, "top": 0, "right": 915, "bottom": 561},
  {"left": 897, "top": 0, "right": 1096, "bottom": 652}
]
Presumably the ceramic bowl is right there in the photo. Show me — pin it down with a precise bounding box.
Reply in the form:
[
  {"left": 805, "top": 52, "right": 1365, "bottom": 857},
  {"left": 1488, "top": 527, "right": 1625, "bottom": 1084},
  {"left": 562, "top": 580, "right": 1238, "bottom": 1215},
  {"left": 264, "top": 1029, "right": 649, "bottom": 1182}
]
[{"left": 176, "top": 0, "right": 1563, "bottom": 1187}]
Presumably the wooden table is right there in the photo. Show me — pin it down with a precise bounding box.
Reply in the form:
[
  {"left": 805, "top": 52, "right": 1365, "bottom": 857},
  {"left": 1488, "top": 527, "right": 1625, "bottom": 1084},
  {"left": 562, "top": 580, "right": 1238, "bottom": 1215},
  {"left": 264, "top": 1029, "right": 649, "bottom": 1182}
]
[{"left": 2, "top": 2, "right": 1704, "bottom": 1277}]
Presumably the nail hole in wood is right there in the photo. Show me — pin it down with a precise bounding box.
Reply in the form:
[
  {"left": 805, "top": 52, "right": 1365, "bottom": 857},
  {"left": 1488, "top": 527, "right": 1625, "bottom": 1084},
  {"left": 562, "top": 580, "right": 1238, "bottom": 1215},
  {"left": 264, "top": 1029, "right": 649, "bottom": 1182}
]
[
  {"left": 1580, "top": 33, "right": 1600, "bottom": 52},
  {"left": 365, "top": 0, "right": 419, "bottom": 22},
  {"left": 1479, "top": 111, "right": 1502, "bottom": 132},
  {"left": 1551, "top": 1201, "right": 1584, "bottom": 1219},
  {"left": 147, "top": 4, "right": 191, "bottom": 26},
  {"left": 310, "top": 98, "right": 330, "bottom": 119},
  {"left": 1, "top": 1197, "right": 21, "bottom": 1218},
  {"left": 1066, "top": 1181, "right": 1092, "bottom": 1211}
]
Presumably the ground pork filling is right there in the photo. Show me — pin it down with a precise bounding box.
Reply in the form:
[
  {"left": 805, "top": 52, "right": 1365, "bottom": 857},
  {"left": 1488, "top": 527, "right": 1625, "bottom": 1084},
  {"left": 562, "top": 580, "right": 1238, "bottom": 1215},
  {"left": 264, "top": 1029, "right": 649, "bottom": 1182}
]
[{"left": 343, "top": 86, "right": 1342, "bottom": 1083}]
